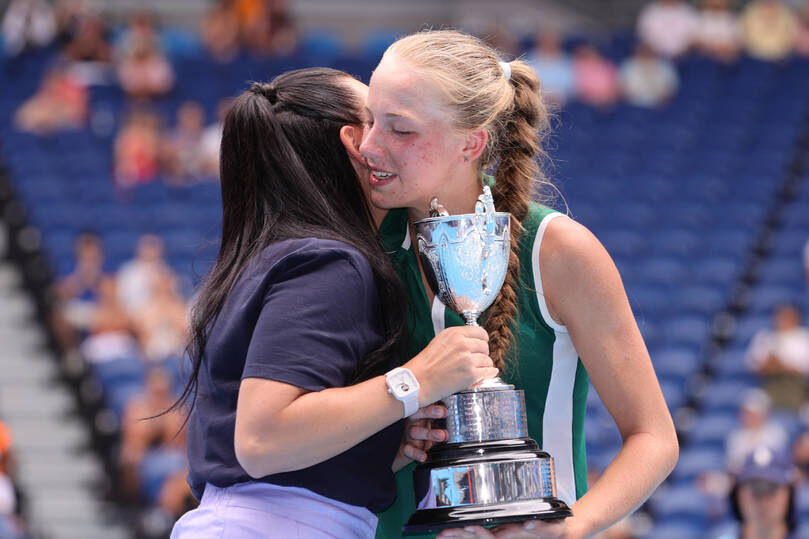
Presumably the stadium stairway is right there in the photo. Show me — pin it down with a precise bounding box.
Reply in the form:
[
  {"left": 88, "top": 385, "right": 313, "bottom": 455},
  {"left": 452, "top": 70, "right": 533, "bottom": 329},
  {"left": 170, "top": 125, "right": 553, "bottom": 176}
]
[{"left": 0, "top": 214, "right": 126, "bottom": 537}]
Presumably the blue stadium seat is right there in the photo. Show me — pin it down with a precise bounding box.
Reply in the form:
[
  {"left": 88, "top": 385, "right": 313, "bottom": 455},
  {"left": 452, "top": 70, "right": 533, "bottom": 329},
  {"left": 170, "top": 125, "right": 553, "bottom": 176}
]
[
  {"left": 672, "top": 447, "right": 725, "bottom": 482},
  {"left": 688, "top": 412, "right": 737, "bottom": 450},
  {"left": 652, "top": 484, "right": 711, "bottom": 522},
  {"left": 701, "top": 378, "right": 756, "bottom": 414}
]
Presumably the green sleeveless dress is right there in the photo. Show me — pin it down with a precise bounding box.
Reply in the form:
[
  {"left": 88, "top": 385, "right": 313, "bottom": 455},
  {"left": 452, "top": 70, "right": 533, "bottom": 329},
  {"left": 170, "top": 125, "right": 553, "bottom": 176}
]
[{"left": 375, "top": 203, "right": 590, "bottom": 538}]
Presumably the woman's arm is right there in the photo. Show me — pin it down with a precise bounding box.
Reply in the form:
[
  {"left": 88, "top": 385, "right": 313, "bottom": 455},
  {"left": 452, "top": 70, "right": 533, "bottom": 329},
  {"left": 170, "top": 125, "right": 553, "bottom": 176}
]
[
  {"left": 234, "top": 325, "right": 497, "bottom": 478},
  {"left": 540, "top": 216, "right": 678, "bottom": 537}
]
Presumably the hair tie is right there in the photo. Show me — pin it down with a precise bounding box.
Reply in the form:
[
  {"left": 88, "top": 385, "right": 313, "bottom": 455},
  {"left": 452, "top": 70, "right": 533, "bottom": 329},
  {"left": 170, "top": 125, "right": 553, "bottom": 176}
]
[
  {"left": 250, "top": 82, "right": 278, "bottom": 104},
  {"left": 499, "top": 61, "right": 511, "bottom": 82}
]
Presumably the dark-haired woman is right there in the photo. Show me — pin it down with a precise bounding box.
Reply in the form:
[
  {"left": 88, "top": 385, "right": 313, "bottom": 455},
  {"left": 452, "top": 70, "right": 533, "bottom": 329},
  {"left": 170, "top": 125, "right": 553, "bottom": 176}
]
[{"left": 170, "top": 68, "right": 498, "bottom": 538}]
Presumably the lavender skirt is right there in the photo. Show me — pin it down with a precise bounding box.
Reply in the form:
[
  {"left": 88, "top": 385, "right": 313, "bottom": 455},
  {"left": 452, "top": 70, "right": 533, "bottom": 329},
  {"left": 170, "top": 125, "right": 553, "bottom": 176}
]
[{"left": 171, "top": 481, "right": 378, "bottom": 538}]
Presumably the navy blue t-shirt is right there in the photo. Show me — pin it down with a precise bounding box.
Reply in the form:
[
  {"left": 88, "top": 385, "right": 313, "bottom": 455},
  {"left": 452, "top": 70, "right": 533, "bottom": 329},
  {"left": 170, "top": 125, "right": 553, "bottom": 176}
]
[{"left": 186, "top": 238, "right": 403, "bottom": 512}]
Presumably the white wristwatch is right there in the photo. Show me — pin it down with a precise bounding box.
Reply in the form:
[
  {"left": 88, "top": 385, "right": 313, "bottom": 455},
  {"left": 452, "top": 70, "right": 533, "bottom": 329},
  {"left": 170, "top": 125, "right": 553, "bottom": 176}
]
[{"left": 385, "top": 367, "right": 420, "bottom": 418}]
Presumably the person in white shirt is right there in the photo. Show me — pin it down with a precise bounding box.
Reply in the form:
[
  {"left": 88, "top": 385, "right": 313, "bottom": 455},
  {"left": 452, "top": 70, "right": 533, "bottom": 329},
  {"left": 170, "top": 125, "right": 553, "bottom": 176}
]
[
  {"left": 747, "top": 304, "right": 809, "bottom": 410},
  {"left": 116, "top": 234, "right": 171, "bottom": 315},
  {"left": 726, "top": 389, "right": 789, "bottom": 474},
  {"left": 619, "top": 43, "right": 680, "bottom": 108},
  {"left": 637, "top": 0, "right": 699, "bottom": 59},
  {"left": 695, "top": 0, "right": 742, "bottom": 63}
]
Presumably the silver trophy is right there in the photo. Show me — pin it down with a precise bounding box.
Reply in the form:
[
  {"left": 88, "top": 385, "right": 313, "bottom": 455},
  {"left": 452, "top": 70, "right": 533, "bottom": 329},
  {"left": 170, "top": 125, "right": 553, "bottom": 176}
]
[{"left": 404, "top": 187, "right": 571, "bottom": 533}]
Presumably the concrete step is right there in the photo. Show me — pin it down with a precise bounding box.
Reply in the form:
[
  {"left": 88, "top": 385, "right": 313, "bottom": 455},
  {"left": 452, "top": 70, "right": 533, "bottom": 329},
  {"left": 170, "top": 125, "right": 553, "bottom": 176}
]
[
  {"left": 3, "top": 417, "right": 89, "bottom": 452},
  {"left": 0, "top": 384, "right": 76, "bottom": 415},
  {"left": 32, "top": 523, "right": 130, "bottom": 539},
  {"left": 0, "top": 355, "right": 59, "bottom": 382},
  {"left": 0, "top": 260, "right": 123, "bottom": 537}
]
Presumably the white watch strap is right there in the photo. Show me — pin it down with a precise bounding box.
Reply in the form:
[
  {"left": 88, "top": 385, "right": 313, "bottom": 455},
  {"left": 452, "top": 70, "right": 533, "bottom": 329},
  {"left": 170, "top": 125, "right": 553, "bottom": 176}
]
[
  {"left": 401, "top": 391, "right": 419, "bottom": 418},
  {"left": 386, "top": 367, "right": 420, "bottom": 419}
]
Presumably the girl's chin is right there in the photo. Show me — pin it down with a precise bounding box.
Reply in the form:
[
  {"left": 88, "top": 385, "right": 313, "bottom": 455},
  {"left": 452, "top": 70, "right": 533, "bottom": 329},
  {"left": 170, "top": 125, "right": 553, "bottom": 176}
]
[{"left": 369, "top": 193, "right": 399, "bottom": 210}]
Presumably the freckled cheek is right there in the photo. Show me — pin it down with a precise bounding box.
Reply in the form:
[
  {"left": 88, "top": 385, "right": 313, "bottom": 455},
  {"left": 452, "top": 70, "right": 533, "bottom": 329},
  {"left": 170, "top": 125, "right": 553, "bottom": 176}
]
[{"left": 410, "top": 142, "right": 440, "bottom": 166}]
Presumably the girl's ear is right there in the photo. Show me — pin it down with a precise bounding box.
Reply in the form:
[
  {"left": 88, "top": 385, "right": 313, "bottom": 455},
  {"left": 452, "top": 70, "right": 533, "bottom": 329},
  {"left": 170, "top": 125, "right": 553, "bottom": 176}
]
[
  {"left": 340, "top": 124, "right": 366, "bottom": 164},
  {"left": 461, "top": 128, "right": 488, "bottom": 163}
]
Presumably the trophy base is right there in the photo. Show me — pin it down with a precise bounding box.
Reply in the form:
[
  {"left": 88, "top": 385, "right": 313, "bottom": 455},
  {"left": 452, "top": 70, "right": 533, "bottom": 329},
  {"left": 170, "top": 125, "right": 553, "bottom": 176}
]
[
  {"left": 404, "top": 438, "right": 572, "bottom": 534},
  {"left": 402, "top": 498, "right": 572, "bottom": 534}
]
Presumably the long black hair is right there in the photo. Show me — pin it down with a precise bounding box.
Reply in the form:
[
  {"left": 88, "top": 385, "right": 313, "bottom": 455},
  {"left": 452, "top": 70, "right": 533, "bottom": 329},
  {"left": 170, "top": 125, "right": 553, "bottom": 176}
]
[{"left": 173, "top": 67, "right": 406, "bottom": 416}]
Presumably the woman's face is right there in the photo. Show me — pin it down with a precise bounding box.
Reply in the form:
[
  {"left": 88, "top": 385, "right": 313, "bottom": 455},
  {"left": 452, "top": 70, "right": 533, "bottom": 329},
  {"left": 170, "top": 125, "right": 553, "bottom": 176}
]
[
  {"left": 738, "top": 481, "right": 790, "bottom": 526},
  {"left": 360, "top": 53, "right": 472, "bottom": 218},
  {"left": 341, "top": 77, "right": 377, "bottom": 210}
]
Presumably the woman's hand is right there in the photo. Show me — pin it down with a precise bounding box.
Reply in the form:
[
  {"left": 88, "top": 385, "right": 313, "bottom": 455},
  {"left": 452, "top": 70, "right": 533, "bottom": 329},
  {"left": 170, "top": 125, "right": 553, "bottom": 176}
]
[
  {"left": 437, "top": 519, "right": 566, "bottom": 539},
  {"left": 403, "top": 326, "right": 498, "bottom": 406},
  {"left": 392, "top": 403, "right": 448, "bottom": 471}
]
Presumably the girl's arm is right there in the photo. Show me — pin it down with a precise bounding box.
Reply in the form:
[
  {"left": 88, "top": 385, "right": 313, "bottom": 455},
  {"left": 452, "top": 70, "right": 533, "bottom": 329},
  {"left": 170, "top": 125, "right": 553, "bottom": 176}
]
[
  {"left": 539, "top": 216, "right": 678, "bottom": 537},
  {"left": 234, "top": 325, "right": 497, "bottom": 478},
  {"left": 440, "top": 216, "right": 678, "bottom": 539}
]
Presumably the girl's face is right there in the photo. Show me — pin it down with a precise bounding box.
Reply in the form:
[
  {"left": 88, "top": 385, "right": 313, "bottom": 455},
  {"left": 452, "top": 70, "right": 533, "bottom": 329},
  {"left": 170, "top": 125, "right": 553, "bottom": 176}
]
[{"left": 360, "top": 53, "right": 475, "bottom": 219}]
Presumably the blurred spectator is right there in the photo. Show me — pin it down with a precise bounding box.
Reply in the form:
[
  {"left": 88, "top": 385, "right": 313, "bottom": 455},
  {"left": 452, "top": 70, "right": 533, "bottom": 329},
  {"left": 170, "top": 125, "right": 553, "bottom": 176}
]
[
  {"left": 791, "top": 429, "right": 809, "bottom": 483},
  {"left": 726, "top": 389, "right": 789, "bottom": 473},
  {"left": 200, "top": 98, "right": 232, "bottom": 177},
  {"left": 719, "top": 447, "right": 797, "bottom": 539},
  {"left": 698, "top": 467, "right": 735, "bottom": 522},
  {"left": 526, "top": 30, "right": 575, "bottom": 106},
  {"left": 115, "top": 12, "right": 160, "bottom": 60},
  {"left": 80, "top": 277, "right": 140, "bottom": 364},
  {"left": 796, "top": 0, "right": 809, "bottom": 56},
  {"left": 746, "top": 304, "right": 809, "bottom": 411},
  {"left": 803, "top": 237, "right": 809, "bottom": 284},
  {"left": 201, "top": 1, "right": 240, "bottom": 62},
  {"left": 695, "top": 0, "right": 742, "bottom": 63},
  {"left": 240, "top": 0, "right": 298, "bottom": 57},
  {"left": 0, "top": 419, "right": 16, "bottom": 516},
  {"left": 53, "top": 0, "right": 90, "bottom": 44},
  {"left": 572, "top": 44, "right": 620, "bottom": 108},
  {"left": 63, "top": 14, "right": 111, "bottom": 85},
  {"left": 132, "top": 268, "right": 188, "bottom": 364},
  {"left": 139, "top": 467, "right": 195, "bottom": 537},
  {"left": 52, "top": 232, "right": 106, "bottom": 349},
  {"left": 119, "top": 367, "right": 185, "bottom": 501},
  {"left": 619, "top": 43, "right": 680, "bottom": 108},
  {"left": 1, "top": 0, "right": 56, "bottom": 56},
  {"left": 637, "top": 0, "right": 699, "bottom": 59},
  {"left": 480, "top": 23, "right": 521, "bottom": 59},
  {"left": 116, "top": 13, "right": 174, "bottom": 100},
  {"left": 160, "top": 101, "right": 206, "bottom": 184},
  {"left": 231, "top": 0, "right": 265, "bottom": 35},
  {"left": 117, "top": 234, "right": 170, "bottom": 315},
  {"left": 741, "top": 0, "right": 799, "bottom": 61},
  {"left": 0, "top": 420, "right": 22, "bottom": 538},
  {"left": 114, "top": 109, "right": 161, "bottom": 188},
  {"left": 14, "top": 64, "right": 87, "bottom": 134}
]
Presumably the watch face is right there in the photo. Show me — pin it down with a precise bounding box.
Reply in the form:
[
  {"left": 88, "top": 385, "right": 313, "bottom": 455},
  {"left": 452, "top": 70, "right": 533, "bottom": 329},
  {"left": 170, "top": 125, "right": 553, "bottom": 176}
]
[{"left": 391, "top": 371, "right": 415, "bottom": 397}]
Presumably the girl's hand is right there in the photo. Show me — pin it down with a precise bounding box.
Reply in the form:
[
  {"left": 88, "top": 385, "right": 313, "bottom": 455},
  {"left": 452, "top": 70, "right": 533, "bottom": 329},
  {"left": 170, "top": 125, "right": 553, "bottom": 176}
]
[
  {"left": 437, "top": 519, "right": 566, "bottom": 539},
  {"left": 392, "top": 403, "right": 448, "bottom": 471}
]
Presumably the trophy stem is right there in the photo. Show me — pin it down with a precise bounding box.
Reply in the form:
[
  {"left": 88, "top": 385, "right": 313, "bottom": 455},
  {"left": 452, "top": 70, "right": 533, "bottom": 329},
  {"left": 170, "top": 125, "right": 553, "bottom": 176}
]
[{"left": 463, "top": 313, "right": 478, "bottom": 326}]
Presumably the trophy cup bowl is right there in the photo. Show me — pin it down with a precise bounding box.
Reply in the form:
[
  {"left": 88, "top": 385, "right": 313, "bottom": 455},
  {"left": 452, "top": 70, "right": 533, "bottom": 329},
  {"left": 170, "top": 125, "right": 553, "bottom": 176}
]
[{"left": 403, "top": 190, "right": 571, "bottom": 533}]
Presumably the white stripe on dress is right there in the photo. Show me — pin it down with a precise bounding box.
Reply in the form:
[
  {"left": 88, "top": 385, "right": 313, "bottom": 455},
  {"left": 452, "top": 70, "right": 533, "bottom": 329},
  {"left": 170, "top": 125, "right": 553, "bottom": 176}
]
[
  {"left": 532, "top": 212, "right": 579, "bottom": 506},
  {"left": 431, "top": 296, "right": 446, "bottom": 336}
]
